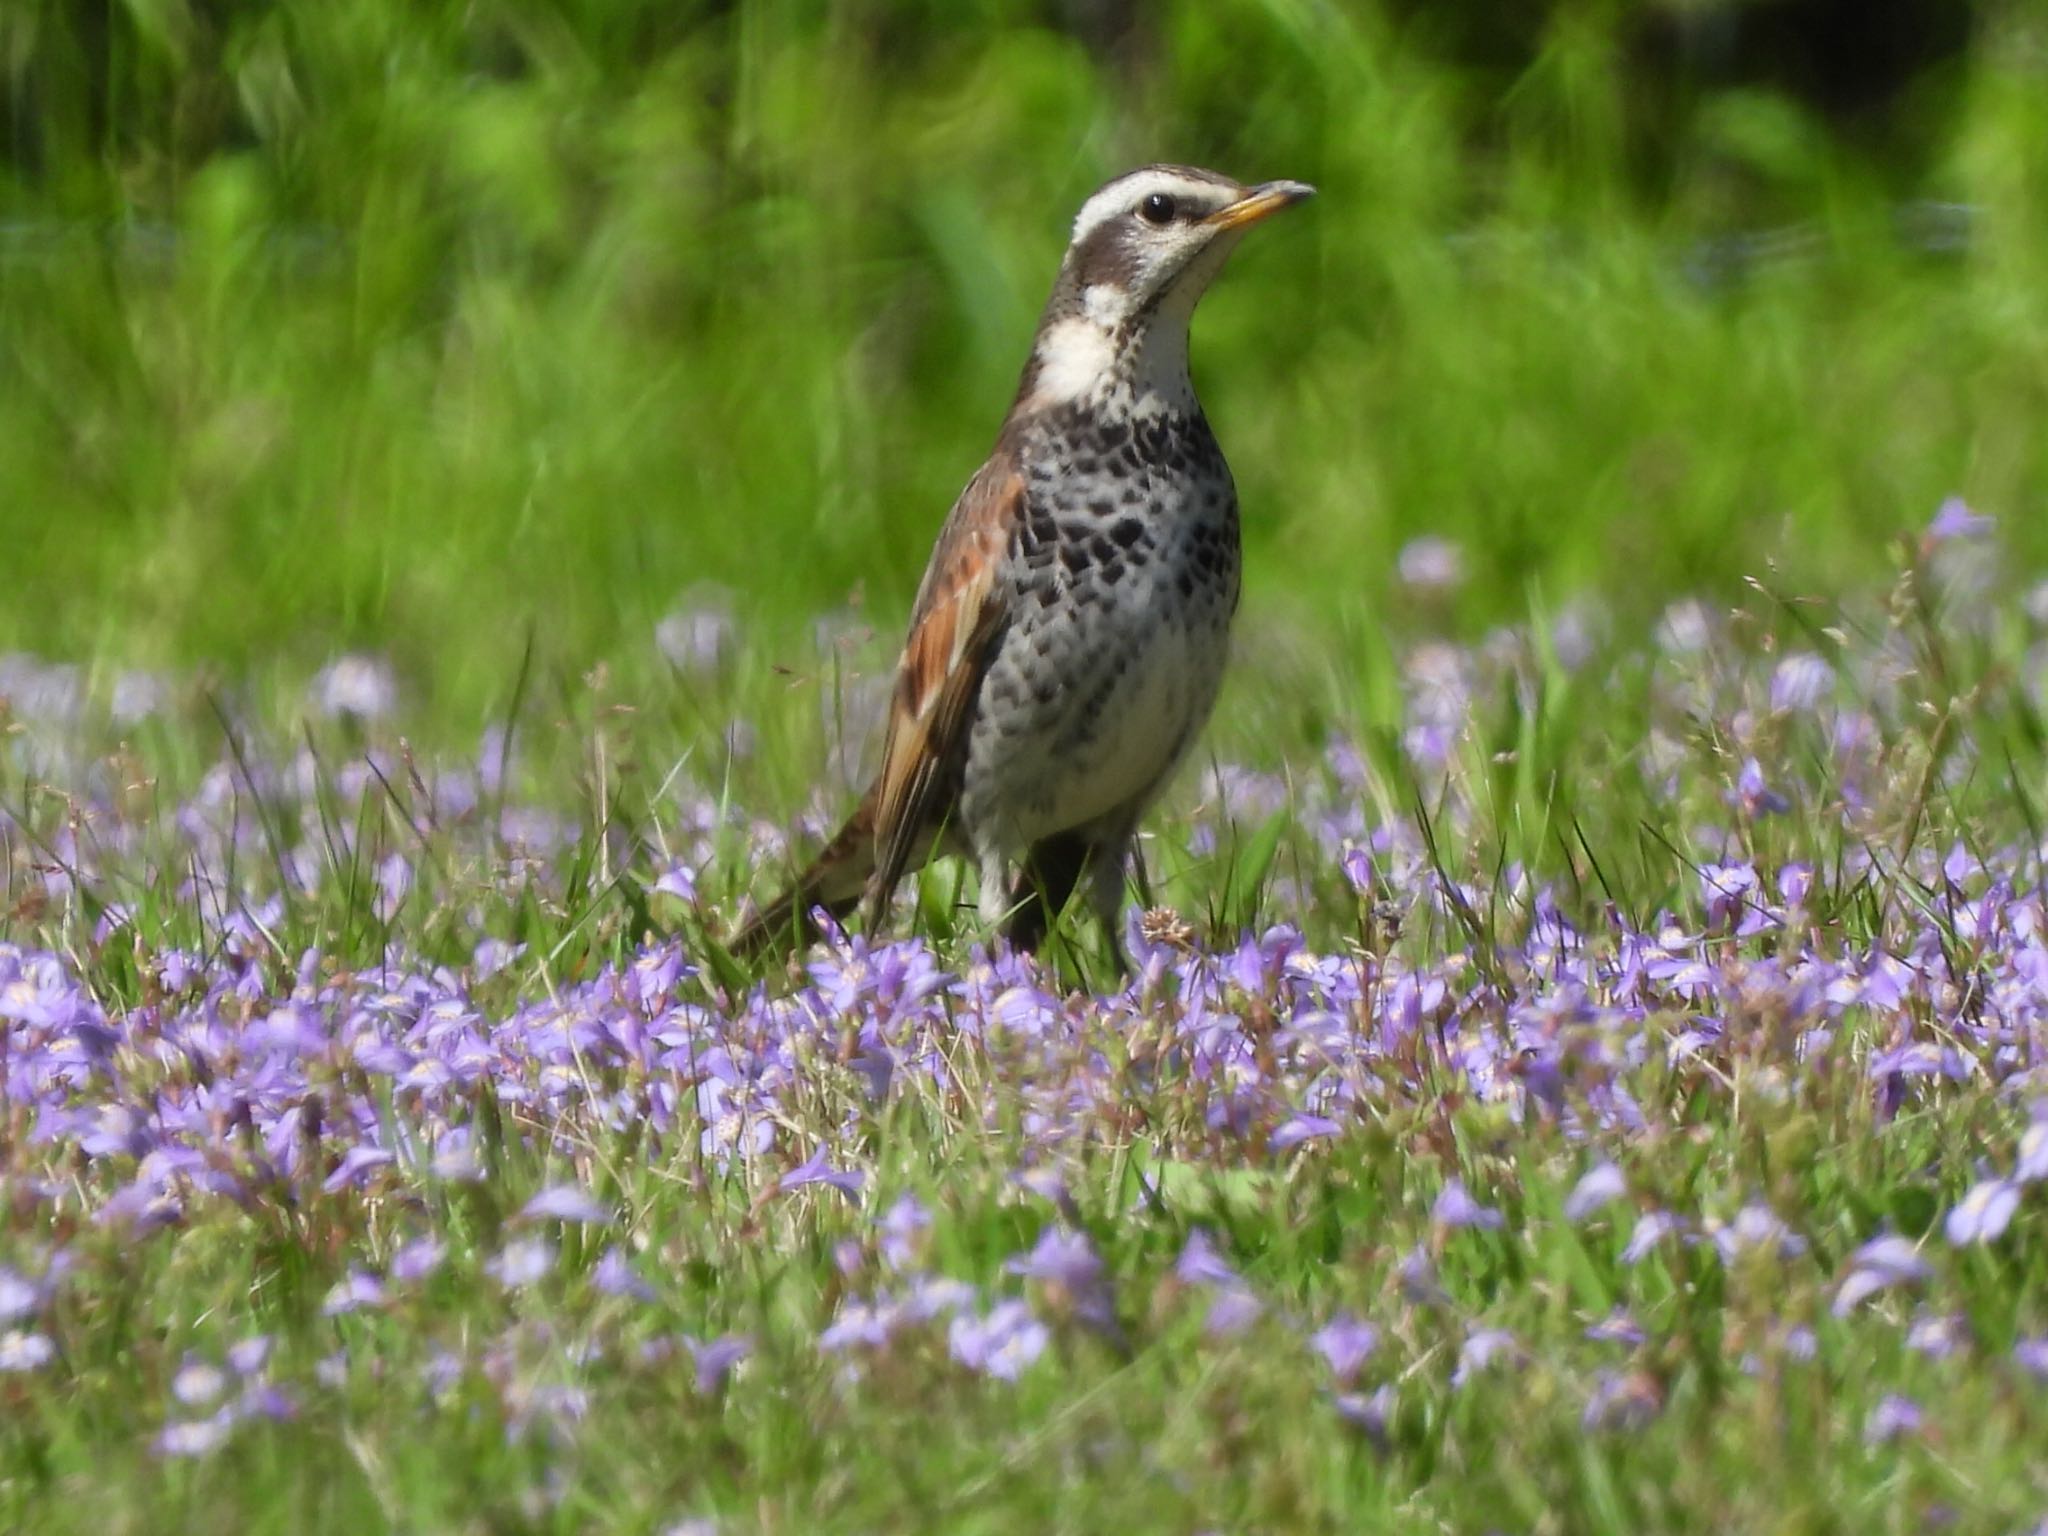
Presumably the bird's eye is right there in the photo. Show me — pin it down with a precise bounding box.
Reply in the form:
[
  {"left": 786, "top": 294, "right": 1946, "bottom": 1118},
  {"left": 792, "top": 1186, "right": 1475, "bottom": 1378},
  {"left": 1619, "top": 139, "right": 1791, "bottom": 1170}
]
[{"left": 1138, "top": 192, "right": 1177, "bottom": 226}]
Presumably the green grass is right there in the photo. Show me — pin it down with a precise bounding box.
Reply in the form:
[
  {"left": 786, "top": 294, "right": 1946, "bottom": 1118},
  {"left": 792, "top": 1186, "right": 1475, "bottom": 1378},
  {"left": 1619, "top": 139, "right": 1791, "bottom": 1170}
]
[
  {"left": 8, "top": 3, "right": 2048, "bottom": 1532},
  {"left": 5, "top": 527, "right": 2048, "bottom": 1533},
  {"left": 6, "top": 1, "right": 2048, "bottom": 721}
]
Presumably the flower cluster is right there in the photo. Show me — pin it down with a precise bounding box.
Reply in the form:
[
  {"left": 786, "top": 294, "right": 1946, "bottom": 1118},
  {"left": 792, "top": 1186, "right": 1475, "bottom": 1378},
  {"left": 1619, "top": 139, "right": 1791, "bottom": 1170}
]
[{"left": 1, "top": 509, "right": 2045, "bottom": 1519}]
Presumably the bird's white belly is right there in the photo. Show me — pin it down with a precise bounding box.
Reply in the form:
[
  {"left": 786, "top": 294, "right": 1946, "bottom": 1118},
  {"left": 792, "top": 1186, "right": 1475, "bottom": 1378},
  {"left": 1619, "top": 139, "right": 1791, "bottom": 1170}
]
[
  {"left": 1048, "top": 621, "right": 1211, "bottom": 825},
  {"left": 964, "top": 571, "right": 1232, "bottom": 850}
]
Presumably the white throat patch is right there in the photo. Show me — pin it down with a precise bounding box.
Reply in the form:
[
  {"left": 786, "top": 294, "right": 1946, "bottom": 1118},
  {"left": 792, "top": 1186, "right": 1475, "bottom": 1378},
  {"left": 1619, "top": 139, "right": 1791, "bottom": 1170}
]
[
  {"left": 1081, "top": 283, "right": 1127, "bottom": 327},
  {"left": 1029, "top": 310, "right": 1198, "bottom": 412},
  {"left": 1031, "top": 317, "right": 1118, "bottom": 404}
]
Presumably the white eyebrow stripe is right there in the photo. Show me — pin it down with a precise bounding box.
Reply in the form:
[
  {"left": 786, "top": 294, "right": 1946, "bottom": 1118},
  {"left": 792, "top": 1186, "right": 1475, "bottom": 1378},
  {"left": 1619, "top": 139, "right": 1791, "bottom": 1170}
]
[{"left": 1067, "top": 169, "right": 1235, "bottom": 247}]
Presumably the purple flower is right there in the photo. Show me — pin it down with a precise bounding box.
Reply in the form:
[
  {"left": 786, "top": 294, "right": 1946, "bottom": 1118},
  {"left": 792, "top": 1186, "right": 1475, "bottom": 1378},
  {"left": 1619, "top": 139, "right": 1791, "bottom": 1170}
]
[
  {"left": 2013, "top": 1337, "right": 2048, "bottom": 1381},
  {"left": 227, "top": 1335, "right": 274, "bottom": 1376},
  {"left": 655, "top": 602, "right": 735, "bottom": 672},
  {"left": 898, "top": 1274, "right": 976, "bottom": 1324},
  {"left": 1621, "top": 1211, "right": 1680, "bottom": 1265},
  {"left": 156, "top": 949, "right": 199, "bottom": 993},
  {"left": 110, "top": 669, "right": 168, "bottom": 722},
  {"left": 1333, "top": 1383, "right": 1395, "bottom": 1444},
  {"left": 948, "top": 1300, "right": 1049, "bottom": 1381},
  {"left": 819, "top": 1299, "right": 893, "bottom": 1354},
  {"left": 171, "top": 1357, "right": 228, "bottom": 1407},
  {"left": 1709, "top": 1204, "right": 1806, "bottom": 1264},
  {"left": 1778, "top": 863, "right": 1814, "bottom": 907},
  {"left": 687, "top": 1333, "right": 753, "bottom": 1393},
  {"left": 1398, "top": 1247, "right": 1448, "bottom": 1305},
  {"left": 430, "top": 1141, "right": 484, "bottom": 1184},
  {"left": 1310, "top": 1314, "right": 1380, "bottom": 1384},
  {"left": 1174, "top": 1229, "right": 1241, "bottom": 1288},
  {"left": 878, "top": 1194, "right": 931, "bottom": 1271},
  {"left": 321, "top": 1270, "right": 386, "bottom": 1316},
  {"left": 320, "top": 1144, "right": 395, "bottom": 1194},
  {"left": 1396, "top": 536, "right": 1464, "bottom": 593},
  {"left": 1833, "top": 1233, "right": 1931, "bottom": 1314},
  {"left": 42, "top": 596, "right": 2048, "bottom": 1478},
  {"left": 1563, "top": 1161, "right": 1626, "bottom": 1224},
  {"left": 1582, "top": 1370, "right": 1662, "bottom": 1432},
  {"left": 155, "top": 1414, "right": 233, "bottom": 1458},
  {"left": 650, "top": 862, "right": 699, "bottom": 902},
  {"left": 506, "top": 1380, "right": 590, "bottom": 1437},
  {"left": 1906, "top": 1310, "right": 1968, "bottom": 1360},
  {"left": 1007, "top": 1226, "right": 1117, "bottom": 1334},
  {"left": 0, "top": 1331, "right": 55, "bottom": 1372},
  {"left": 472, "top": 938, "right": 525, "bottom": 978},
  {"left": 1451, "top": 1327, "right": 1518, "bottom": 1388},
  {"left": 1850, "top": 1233, "right": 1932, "bottom": 1278},
  {"left": 391, "top": 1239, "right": 447, "bottom": 1283},
  {"left": 92, "top": 903, "right": 134, "bottom": 944},
  {"left": 1010, "top": 1167, "right": 1075, "bottom": 1212},
  {"left": 1770, "top": 652, "right": 1835, "bottom": 713},
  {"left": 1340, "top": 845, "right": 1374, "bottom": 893},
  {"left": 1433, "top": 1179, "right": 1505, "bottom": 1232},
  {"left": 1945, "top": 1178, "right": 2020, "bottom": 1246},
  {"left": 2017, "top": 1120, "right": 2048, "bottom": 1185},
  {"left": 1864, "top": 1394, "right": 1923, "bottom": 1445},
  {"left": 1656, "top": 599, "right": 1715, "bottom": 654},
  {"left": 1728, "top": 760, "right": 1789, "bottom": 818},
  {"left": 487, "top": 1239, "right": 557, "bottom": 1290},
  {"left": 779, "top": 1146, "right": 864, "bottom": 1200},
  {"left": 1550, "top": 603, "right": 1602, "bottom": 671},
  {"left": 235, "top": 1383, "right": 298, "bottom": 1423},
  {"left": 1584, "top": 1309, "right": 1645, "bottom": 1346},
  {"left": 1925, "top": 496, "right": 1993, "bottom": 546},
  {"left": 0, "top": 1268, "right": 45, "bottom": 1323},
  {"left": 1007, "top": 1226, "right": 1104, "bottom": 1291},
  {"left": 373, "top": 853, "right": 412, "bottom": 920},
  {"left": 311, "top": 654, "right": 398, "bottom": 719},
  {"left": 594, "top": 1248, "right": 657, "bottom": 1302},
  {"left": 520, "top": 1184, "right": 615, "bottom": 1226},
  {"left": 1205, "top": 1288, "right": 1264, "bottom": 1338},
  {"left": 629, "top": 943, "right": 690, "bottom": 1011},
  {"left": 1270, "top": 1113, "right": 1342, "bottom": 1151}
]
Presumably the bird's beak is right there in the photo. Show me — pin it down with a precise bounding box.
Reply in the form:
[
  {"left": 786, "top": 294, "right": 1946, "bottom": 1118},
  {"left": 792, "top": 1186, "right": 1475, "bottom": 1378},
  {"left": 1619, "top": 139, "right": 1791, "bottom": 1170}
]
[{"left": 1204, "top": 180, "right": 1317, "bottom": 232}]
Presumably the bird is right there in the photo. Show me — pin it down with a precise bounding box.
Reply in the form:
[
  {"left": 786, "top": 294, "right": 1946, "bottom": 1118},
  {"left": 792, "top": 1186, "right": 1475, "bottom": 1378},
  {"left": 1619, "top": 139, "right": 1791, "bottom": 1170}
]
[{"left": 732, "top": 164, "right": 1314, "bottom": 963}]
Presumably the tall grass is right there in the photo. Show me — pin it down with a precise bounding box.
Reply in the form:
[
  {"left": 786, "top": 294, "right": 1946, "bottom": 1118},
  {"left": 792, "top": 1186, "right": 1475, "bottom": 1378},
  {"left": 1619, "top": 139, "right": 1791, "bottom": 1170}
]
[
  {"left": 8, "top": 10, "right": 2048, "bottom": 1529},
  {"left": 5, "top": 1, "right": 2047, "bottom": 726}
]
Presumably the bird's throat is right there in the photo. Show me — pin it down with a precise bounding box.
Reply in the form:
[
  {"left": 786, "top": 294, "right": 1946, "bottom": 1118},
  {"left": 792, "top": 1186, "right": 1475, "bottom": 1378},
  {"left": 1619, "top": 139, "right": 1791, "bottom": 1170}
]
[{"left": 1025, "top": 314, "right": 1193, "bottom": 415}]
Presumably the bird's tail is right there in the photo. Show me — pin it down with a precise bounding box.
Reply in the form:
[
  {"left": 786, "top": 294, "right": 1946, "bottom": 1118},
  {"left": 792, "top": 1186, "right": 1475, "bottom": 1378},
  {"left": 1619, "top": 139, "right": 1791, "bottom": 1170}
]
[{"left": 727, "top": 797, "right": 877, "bottom": 956}]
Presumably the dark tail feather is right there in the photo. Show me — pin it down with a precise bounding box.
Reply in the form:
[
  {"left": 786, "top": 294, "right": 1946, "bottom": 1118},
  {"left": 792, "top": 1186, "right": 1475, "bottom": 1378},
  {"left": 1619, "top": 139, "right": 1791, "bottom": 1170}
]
[{"left": 727, "top": 799, "right": 875, "bottom": 956}]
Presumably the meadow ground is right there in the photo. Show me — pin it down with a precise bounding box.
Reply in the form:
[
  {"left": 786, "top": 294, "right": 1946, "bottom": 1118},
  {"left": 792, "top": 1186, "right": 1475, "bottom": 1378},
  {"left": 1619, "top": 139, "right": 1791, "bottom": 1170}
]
[{"left": 7, "top": 3, "right": 2048, "bottom": 1532}]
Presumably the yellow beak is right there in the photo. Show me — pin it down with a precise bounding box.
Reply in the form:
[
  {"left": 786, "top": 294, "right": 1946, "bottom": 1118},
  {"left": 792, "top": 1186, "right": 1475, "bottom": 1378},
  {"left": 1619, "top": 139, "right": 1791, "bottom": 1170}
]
[{"left": 1204, "top": 180, "right": 1317, "bottom": 232}]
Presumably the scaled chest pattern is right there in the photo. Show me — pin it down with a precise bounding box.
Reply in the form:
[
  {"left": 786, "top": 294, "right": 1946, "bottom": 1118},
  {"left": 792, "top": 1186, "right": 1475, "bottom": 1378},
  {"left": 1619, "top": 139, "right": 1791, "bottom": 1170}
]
[{"left": 964, "top": 405, "right": 1241, "bottom": 841}]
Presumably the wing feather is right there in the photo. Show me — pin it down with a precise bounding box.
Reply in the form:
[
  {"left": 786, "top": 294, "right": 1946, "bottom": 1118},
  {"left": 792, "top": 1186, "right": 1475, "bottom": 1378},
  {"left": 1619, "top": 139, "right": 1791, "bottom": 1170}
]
[{"left": 863, "top": 454, "right": 1023, "bottom": 924}]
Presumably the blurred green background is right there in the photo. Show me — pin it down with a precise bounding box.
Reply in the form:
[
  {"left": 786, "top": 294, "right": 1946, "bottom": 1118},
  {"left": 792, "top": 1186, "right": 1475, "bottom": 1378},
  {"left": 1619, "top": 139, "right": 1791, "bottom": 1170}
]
[{"left": 4, "top": 0, "right": 2045, "bottom": 720}]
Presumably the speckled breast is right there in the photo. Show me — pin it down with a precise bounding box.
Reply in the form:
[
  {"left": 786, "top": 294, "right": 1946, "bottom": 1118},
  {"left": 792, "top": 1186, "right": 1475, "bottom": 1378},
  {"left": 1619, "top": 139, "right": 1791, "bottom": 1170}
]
[{"left": 960, "top": 404, "right": 1241, "bottom": 847}]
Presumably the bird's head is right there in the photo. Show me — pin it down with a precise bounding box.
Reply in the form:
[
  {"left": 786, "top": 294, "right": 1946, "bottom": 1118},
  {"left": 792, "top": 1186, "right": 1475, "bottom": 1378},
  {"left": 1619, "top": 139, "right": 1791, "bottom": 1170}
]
[{"left": 1024, "top": 165, "right": 1314, "bottom": 409}]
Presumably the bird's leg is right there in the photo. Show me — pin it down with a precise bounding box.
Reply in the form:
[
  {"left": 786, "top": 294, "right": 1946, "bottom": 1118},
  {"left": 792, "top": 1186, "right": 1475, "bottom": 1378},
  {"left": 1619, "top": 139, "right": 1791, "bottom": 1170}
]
[
  {"left": 976, "top": 839, "right": 1015, "bottom": 931},
  {"left": 1085, "top": 832, "right": 1136, "bottom": 981},
  {"left": 1005, "top": 832, "right": 1090, "bottom": 954}
]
